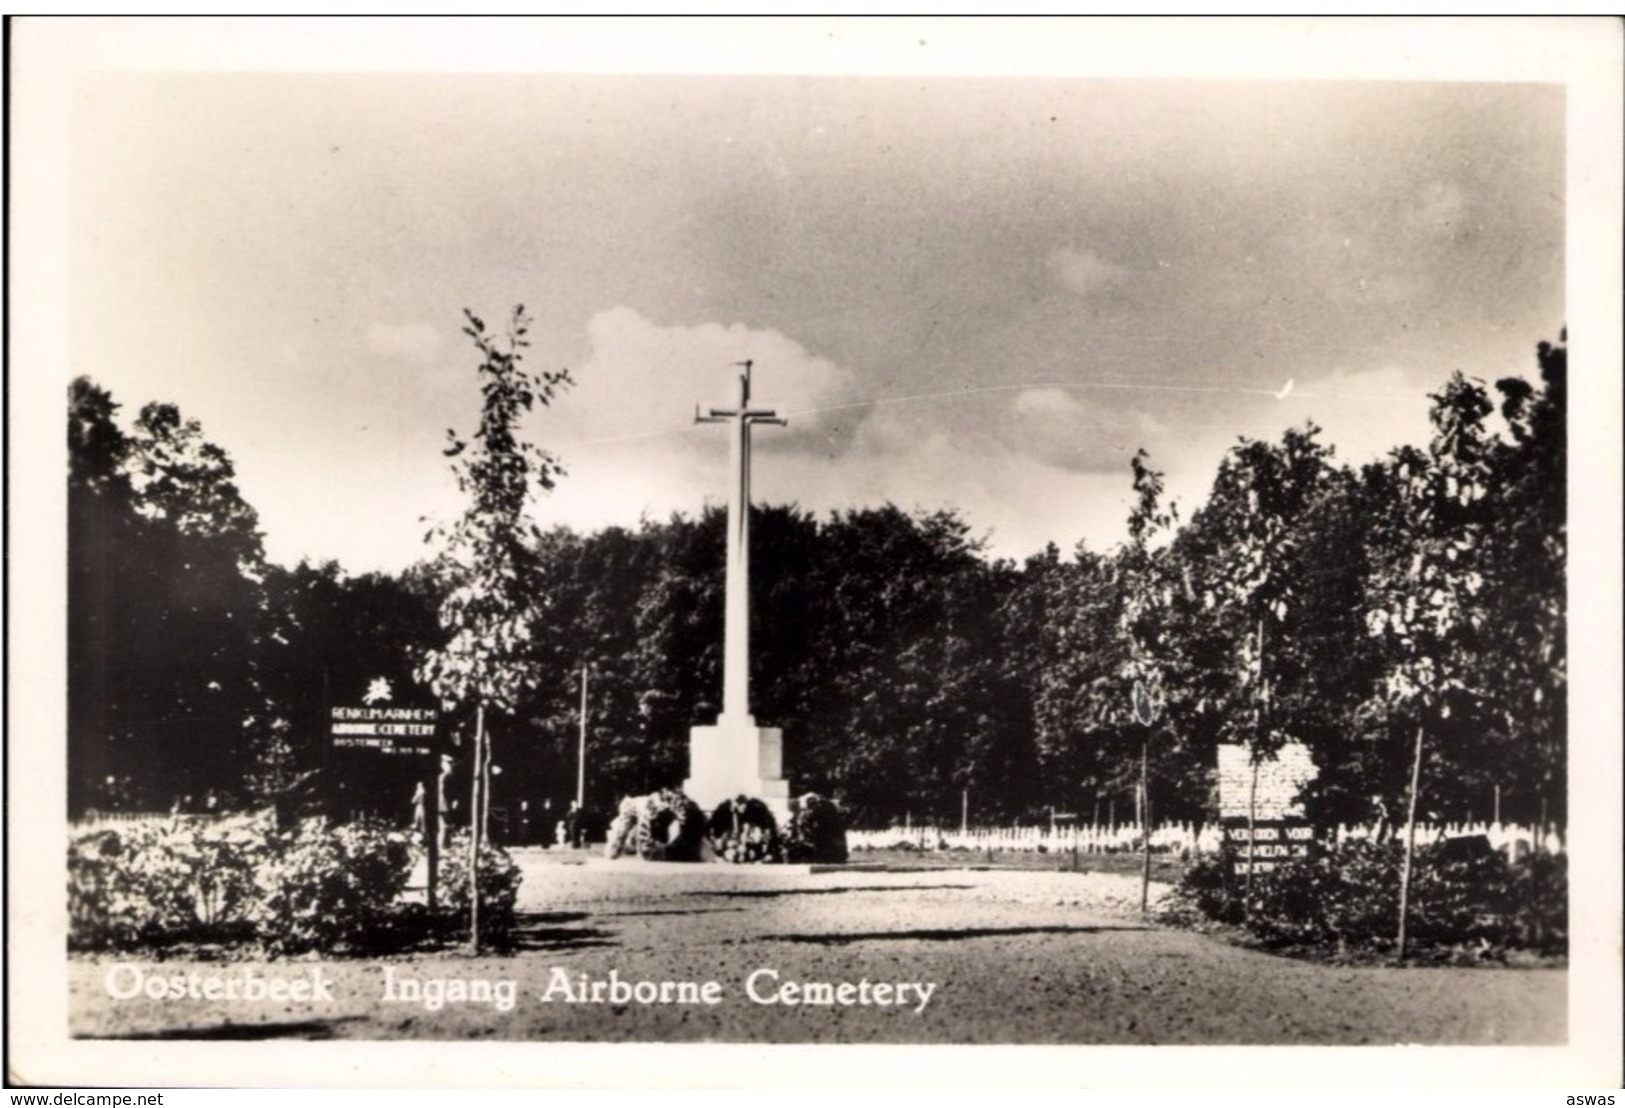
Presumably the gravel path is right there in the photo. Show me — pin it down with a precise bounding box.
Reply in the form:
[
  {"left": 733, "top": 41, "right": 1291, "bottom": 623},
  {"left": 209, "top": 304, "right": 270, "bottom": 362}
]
[{"left": 68, "top": 851, "right": 1565, "bottom": 1044}]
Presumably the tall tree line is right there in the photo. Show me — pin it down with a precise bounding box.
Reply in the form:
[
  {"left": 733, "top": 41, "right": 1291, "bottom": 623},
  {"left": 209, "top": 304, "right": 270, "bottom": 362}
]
[{"left": 66, "top": 332, "right": 1567, "bottom": 832}]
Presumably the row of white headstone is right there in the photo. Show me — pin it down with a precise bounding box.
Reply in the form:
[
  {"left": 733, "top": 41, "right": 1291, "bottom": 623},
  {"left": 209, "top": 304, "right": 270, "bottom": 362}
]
[{"left": 846, "top": 821, "right": 1564, "bottom": 857}]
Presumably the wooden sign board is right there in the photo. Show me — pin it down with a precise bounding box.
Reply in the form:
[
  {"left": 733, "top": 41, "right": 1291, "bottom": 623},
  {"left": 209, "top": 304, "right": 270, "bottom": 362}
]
[
  {"left": 330, "top": 705, "right": 440, "bottom": 756},
  {"left": 1220, "top": 817, "right": 1316, "bottom": 875}
]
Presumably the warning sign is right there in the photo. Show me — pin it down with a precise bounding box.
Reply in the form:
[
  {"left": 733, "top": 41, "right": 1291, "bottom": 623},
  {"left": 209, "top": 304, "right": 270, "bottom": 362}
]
[{"left": 1221, "top": 818, "right": 1317, "bottom": 874}]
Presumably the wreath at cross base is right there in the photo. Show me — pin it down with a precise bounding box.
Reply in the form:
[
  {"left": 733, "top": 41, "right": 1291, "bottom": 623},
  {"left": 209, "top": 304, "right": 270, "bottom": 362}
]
[
  {"left": 708, "top": 796, "right": 782, "bottom": 864},
  {"left": 604, "top": 790, "right": 848, "bottom": 865},
  {"left": 604, "top": 789, "right": 708, "bottom": 862}
]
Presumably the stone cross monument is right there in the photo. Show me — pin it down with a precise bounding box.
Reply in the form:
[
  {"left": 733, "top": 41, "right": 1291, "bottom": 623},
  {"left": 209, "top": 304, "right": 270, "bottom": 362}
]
[{"left": 685, "top": 360, "right": 791, "bottom": 818}]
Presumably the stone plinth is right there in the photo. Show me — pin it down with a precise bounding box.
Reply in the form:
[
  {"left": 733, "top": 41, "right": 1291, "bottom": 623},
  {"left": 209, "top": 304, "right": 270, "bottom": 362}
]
[{"left": 685, "top": 715, "right": 790, "bottom": 821}]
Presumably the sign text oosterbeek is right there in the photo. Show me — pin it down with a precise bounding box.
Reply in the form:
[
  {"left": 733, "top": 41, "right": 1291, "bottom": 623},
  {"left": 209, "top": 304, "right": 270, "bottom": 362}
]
[{"left": 329, "top": 706, "right": 439, "bottom": 754}]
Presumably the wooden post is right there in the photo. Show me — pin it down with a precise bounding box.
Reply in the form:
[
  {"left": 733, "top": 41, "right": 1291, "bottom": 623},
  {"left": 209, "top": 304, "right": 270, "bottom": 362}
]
[
  {"left": 1245, "top": 749, "right": 1258, "bottom": 913},
  {"left": 1245, "top": 615, "right": 1265, "bottom": 915},
  {"left": 1396, "top": 721, "right": 1424, "bottom": 960},
  {"left": 467, "top": 705, "right": 486, "bottom": 955},
  {"left": 577, "top": 666, "right": 589, "bottom": 809},
  {"left": 424, "top": 758, "right": 439, "bottom": 915},
  {"left": 1140, "top": 734, "right": 1152, "bottom": 914},
  {"left": 481, "top": 729, "right": 493, "bottom": 844}
]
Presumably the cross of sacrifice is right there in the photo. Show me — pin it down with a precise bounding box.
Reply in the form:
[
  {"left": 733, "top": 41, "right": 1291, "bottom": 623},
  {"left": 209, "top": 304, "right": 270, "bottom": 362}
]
[{"left": 695, "top": 360, "right": 786, "bottom": 724}]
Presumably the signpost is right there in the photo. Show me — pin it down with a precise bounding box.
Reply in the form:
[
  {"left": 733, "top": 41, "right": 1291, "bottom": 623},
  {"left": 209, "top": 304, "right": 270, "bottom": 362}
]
[{"left": 329, "top": 682, "right": 443, "bottom": 911}]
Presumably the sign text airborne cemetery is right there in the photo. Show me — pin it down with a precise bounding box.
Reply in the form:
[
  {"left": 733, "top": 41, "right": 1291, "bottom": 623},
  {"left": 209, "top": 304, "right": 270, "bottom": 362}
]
[{"left": 330, "top": 706, "right": 440, "bottom": 756}]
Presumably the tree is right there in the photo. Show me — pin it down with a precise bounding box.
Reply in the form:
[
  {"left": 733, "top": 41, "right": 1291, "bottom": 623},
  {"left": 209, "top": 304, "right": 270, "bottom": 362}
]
[
  {"left": 1194, "top": 425, "right": 1333, "bottom": 899},
  {"left": 1284, "top": 462, "right": 1400, "bottom": 825},
  {"left": 68, "top": 378, "right": 138, "bottom": 814},
  {"left": 416, "top": 306, "right": 571, "bottom": 951},
  {"left": 68, "top": 379, "right": 268, "bottom": 815},
  {"left": 1363, "top": 373, "right": 1497, "bottom": 957},
  {"left": 1484, "top": 333, "right": 1567, "bottom": 828},
  {"left": 793, "top": 505, "right": 1022, "bottom": 824},
  {"left": 1117, "top": 451, "right": 1180, "bottom": 910}
]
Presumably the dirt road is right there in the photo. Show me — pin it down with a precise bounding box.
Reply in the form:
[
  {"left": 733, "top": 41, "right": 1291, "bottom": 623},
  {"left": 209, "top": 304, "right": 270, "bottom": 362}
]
[{"left": 68, "top": 850, "right": 1565, "bottom": 1044}]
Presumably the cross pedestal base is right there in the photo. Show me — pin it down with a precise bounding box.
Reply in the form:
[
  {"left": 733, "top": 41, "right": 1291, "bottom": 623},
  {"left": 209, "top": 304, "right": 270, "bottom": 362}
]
[{"left": 685, "top": 715, "right": 790, "bottom": 823}]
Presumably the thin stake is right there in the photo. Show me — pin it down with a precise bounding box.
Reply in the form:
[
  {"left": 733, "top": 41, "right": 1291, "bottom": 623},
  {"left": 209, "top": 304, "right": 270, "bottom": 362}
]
[
  {"left": 1397, "top": 721, "right": 1424, "bottom": 961},
  {"left": 468, "top": 705, "right": 486, "bottom": 956},
  {"left": 577, "top": 666, "right": 589, "bottom": 809}
]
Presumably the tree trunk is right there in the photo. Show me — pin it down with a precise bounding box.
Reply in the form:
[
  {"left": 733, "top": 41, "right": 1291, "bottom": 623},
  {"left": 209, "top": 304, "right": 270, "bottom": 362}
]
[
  {"left": 1140, "top": 734, "right": 1152, "bottom": 914},
  {"left": 1396, "top": 721, "right": 1424, "bottom": 960},
  {"left": 425, "top": 760, "right": 439, "bottom": 915},
  {"left": 1245, "top": 749, "right": 1258, "bottom": 915},
  {"left": 1245, "top": 616, "right": 1265, "bottom": 915},
  {"left": 467, "top": 705, "right": 486, "bottom": 955}
]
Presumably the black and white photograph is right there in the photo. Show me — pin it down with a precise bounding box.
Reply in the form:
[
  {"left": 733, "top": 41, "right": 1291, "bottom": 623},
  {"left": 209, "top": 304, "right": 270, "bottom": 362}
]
[{"left": 8, "top": 16, "right": 1622, "bottom": 1091}]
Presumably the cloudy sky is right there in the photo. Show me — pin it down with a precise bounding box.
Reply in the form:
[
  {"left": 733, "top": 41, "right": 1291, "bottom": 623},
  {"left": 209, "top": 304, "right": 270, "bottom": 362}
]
[{"left": 61, "top": 25, "right": 1573, "bottom": 573}]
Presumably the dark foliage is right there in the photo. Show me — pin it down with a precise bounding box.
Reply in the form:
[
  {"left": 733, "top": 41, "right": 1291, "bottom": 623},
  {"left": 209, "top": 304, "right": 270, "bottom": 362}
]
[
  {"left": 782, "top": 793, "right": 849, "bottom": 864},
  {"left": 1162, "top": 838, "right": 1566, "bottom": 958}
]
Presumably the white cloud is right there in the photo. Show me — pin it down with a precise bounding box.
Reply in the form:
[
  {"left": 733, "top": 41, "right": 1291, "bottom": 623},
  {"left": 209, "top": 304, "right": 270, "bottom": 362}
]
[
  {"left": 1406, "top": 181, "right": 1470, "bottom": 239},
  {"left": 364, "top": 321, "right": 443, "bottom": 364},
  {"left": 1263, "top": 364, "right": 1433, "bottom": 465},
  {"left": 525, "top": 307, "right": 863, "bottom": 546},
  {"left": 564, "top": 306, "right": 854, "bottom": 443},
  {"left": 773, "top": 398, "right": 1137, "bottom": 561},
  {"left": 1011, "top": 386, "right": 1083, "bottom": 418},
  {"left": 1154, "top": 363, "right": 1436, "bottom": 525},
  {"left": 1048, "top": 246, "right": 1128, "bottom": 296}
]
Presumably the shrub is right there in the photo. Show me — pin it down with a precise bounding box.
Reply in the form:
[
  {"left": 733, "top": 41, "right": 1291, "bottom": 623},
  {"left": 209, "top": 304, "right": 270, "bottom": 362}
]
[
  {"left": 1505, "top": 850, "right": 1566, "bottom": 954},
  {"left": 68, "top": 814, "right": 269, "bottom": 950},
  {"left": 1166, "top": 836, "right": 1569, "bottom": 959},
  {"left": 1154, "top": 852, "right": 1242, "bottom": 928},
  {"left": 604, "top": 796, "right": 640, "bottom": 859},
  {"left": 247, "top": 817, "right": 413, "bottom": 955},
  {"left": 68, "top": 813, "right": 412, "bottom": 955},
  {"left": 782, "top": 794, "right": 848, "bottom": 864},
  {"left": 436, "top": 829, "right": 523, "bottom": 939},
  {"left": 1239, "top": 840, "right": 1404, "bottom": 950}
]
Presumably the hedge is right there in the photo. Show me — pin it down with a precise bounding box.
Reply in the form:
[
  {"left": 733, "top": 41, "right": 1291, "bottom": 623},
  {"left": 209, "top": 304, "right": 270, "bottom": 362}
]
[
  {"left": 68, "top": 813, "right": 522, "bottom": 955},
  {"left": 1159, "top": 837, "right": 1566, "bottom": 958}
]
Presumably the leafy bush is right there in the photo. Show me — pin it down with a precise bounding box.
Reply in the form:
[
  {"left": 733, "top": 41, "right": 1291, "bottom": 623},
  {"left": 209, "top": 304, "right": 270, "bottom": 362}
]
[
  {"left": 436, "top": 828, "right": 523, "bottom": 938},
  {"left": 604, "top": 796, "right": 640, "bottom": 859},
  {"left": 68, "top": 813, "right": 412, "bottom": 955},
  {"left": 68, "top": 814, "right": 269, "bottom": 950},
  {"left": 1505, "top": 850, "right": 1566, "bottom": 954},
  {"left": 1154, "top": 852, "right": 1242, "bottom": 928},
  {"left": 248, "top": 818, "right": 412, "bottom": 955},
  {"left": 1163, "top": 836, "right": 1568, "bottom": 958},
  {"left": 1243, "top": 840, "right": 1401, "bottom": 950},
  {"left": 782, "top": 794, "right": 848, "bottom": 864}
]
